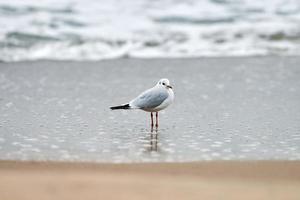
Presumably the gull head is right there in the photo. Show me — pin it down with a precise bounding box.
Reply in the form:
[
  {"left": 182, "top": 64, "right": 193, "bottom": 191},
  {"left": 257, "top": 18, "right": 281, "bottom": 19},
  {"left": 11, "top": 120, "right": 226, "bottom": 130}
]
[{"left": 157, "top": 78, "right": 173, "bottom": 89}]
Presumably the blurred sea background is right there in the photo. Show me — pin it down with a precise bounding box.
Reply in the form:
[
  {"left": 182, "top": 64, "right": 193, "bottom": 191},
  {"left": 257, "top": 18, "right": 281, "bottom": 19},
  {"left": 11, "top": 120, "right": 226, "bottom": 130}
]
[{"left": 1, "top": 0, "right": 300, "bottom": 62}]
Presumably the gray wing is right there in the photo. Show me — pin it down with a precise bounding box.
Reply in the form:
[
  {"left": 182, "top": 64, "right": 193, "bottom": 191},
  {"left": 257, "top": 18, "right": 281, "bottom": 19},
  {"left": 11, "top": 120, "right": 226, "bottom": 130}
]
[{"left": 130, "top": 87, "right": 168, "bottom": 109}]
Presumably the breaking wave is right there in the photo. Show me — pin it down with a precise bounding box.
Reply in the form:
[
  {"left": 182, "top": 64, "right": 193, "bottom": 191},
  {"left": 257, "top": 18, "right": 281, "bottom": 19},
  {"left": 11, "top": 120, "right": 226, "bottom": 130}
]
[{"left": 0, "top": 0, "right": 300, "bottom": 61}]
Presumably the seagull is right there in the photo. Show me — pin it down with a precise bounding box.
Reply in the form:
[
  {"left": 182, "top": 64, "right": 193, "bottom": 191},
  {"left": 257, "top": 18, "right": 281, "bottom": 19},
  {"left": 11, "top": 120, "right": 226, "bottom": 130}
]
[{"left": 110, "top": 78, "right": 174, "bottom": 127}]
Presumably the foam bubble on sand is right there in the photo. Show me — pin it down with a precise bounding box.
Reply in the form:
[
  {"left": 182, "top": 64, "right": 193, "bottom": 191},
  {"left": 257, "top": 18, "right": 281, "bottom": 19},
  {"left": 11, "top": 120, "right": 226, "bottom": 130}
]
[
  {"left": 50, "top": 145, "right": 59, "bottom": 149},
  {"left": 5, "top": 102, "right": 13, "bottom": 108}
]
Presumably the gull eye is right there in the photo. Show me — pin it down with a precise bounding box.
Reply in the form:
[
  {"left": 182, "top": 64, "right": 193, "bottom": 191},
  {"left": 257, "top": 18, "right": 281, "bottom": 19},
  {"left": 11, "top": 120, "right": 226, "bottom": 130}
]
[{"left": 162, "top": 83, "right": 165, "bottom": 85}]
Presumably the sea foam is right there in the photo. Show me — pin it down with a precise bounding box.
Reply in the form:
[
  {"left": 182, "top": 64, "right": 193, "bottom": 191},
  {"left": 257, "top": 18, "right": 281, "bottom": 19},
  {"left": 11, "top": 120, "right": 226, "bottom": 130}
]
[{"left": 0, "top": 0, "right": 300, "bottom": 61}]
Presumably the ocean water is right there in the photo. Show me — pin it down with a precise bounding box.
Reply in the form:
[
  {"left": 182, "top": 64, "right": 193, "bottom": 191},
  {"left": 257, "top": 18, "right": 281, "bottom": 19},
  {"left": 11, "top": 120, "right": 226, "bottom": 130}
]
[
  {"left": 0, "top": 57, "right": 300, "bottom": 162},
  {"left": 0, "top": 0, "right": 300, "bottom": 61}
]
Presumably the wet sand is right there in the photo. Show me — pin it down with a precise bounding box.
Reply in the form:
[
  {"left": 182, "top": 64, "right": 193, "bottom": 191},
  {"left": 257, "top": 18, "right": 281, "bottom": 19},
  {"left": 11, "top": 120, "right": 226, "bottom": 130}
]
[
  {"left": 1, "top": 57, "right": 300, "bottom": 162},
  {"left": 1, "top": 160, "right": 300, "bottom": 200}
]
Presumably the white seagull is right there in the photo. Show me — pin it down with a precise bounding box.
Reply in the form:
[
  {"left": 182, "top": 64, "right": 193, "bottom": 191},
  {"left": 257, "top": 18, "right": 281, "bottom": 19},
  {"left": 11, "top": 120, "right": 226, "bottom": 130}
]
[{"left": 110, "top": 78, "right": 174, "bottom": 127}]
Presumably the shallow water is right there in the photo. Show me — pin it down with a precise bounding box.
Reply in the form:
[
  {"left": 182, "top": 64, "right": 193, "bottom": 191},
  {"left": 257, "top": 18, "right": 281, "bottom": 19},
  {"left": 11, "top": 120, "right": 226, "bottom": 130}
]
[
  {"left": 0, "top": 57, "right": 300, "bottom": 162},
  {"left": 1, "top": 0, "right": 300, "bottom": 61}
]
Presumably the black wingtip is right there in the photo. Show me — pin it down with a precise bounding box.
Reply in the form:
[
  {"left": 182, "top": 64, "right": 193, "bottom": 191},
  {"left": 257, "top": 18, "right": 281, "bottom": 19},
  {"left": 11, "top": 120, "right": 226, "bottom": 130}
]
[{"left": 110, "top": 104, "right": 130, "bottom": 110}]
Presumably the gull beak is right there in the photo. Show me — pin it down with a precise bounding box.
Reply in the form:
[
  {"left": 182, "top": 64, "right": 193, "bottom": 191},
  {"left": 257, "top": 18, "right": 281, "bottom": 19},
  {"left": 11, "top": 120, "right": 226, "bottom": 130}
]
[{"left": 167, "top": 85, "right": 173, "bottom": 89}]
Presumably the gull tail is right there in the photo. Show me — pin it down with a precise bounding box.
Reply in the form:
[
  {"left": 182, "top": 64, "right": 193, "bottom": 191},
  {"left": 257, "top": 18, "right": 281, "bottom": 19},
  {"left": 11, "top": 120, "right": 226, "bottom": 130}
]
[{"left": 110, "top": 104, "right": 130, "bottom": 110}]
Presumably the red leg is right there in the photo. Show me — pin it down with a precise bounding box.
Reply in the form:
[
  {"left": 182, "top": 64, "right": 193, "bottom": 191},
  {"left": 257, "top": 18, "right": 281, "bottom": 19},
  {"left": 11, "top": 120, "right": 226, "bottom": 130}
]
[
  {"left": 155, "top": 112, "right": 158, "bottom": 127},
  {"left": 150, "top": 112, "right": 154, "bottom": 127}
]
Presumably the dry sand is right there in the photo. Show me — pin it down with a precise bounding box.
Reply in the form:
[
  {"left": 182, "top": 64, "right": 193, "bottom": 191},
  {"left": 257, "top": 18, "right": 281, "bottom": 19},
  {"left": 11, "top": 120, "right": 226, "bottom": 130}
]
[{"left": 0, "top": 160, "right": 300, "bottom": 200}]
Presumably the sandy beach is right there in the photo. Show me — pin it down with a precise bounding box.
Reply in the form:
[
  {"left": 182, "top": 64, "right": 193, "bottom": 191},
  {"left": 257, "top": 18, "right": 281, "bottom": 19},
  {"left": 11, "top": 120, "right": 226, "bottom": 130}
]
[
  {"left": 1, "top": 57, "right": 300, "bottom": 199},
  {"left": 0, "top": 160, "right": 300, "bottom": 200}
]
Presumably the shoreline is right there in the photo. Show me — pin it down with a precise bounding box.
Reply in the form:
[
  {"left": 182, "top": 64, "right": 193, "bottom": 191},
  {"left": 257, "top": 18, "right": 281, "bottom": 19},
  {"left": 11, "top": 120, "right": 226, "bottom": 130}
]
[
  {"left": 1, "top": 160, "right": 300, "bottom": 200},
  {"left": 1, "top": 55, "right": 300, "bottom": 64}
]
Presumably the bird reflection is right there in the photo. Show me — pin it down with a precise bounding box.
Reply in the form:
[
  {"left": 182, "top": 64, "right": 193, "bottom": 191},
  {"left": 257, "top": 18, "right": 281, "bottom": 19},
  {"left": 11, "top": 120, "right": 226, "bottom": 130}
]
[{"left": 149, "top": 125, "right": 158, "bottom": 151}]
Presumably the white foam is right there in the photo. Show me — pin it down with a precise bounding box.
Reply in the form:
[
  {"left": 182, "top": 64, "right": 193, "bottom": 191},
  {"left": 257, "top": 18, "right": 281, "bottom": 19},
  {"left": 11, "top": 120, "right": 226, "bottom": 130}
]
[{"left": 0, "top": 0, "right": 300, "bottom": 61}]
